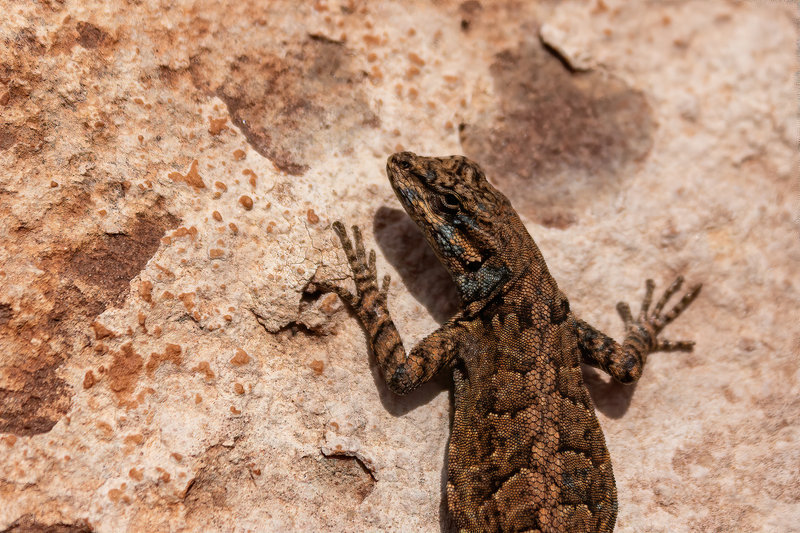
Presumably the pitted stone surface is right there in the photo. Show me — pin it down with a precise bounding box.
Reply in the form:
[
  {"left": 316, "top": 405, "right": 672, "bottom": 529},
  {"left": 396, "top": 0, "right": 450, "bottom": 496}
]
[{"left": 0, "top": 1, "right": 797, "bottom": 531}]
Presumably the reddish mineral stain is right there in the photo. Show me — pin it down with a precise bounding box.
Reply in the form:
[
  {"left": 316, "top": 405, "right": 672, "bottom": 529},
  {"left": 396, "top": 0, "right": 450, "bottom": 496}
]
[
  {"left": 310, "top": 360, "right": 325, "bottom": 375},
  {"left": 231, "top": 348, "right": 250, "bottom": 366},
  {"left": 408, "top": 52, "right": 425, "bottom": 66},
  {"left": 124, "top": 433, "right": 144, "bottom": 445},
  {"left": 239, "top": 195, "right": 253, "bottom": 210},
  {"left": 107, "top": 343, "right": 144, "bottom": 405},
  {"left": 208, "top": 116, "right": 227, "bottom": 135},
  {"left": 193, "top": 361, "right": 215, "bottom": 381},
  {"left": 168, "top": 160, "right": 205, "bottom": 189},
  {"left": 108, "top": 488, "right": 125, "bottom": 503},
  {"left": 243, "top": 168, "right": 257, "bottom": 188},
  {"left": 146, "top": 343, "right": 182, "bottom": 376},
  {"left": 178, "top": 292, "right": 195, "bottom": 312},
  {"left": 173, "top": 226, "right": 198, "bottom": 239},
  {"left": 91, "top": 321, "right": 115, "bottom": 340},
  {"left": 139, "top": 281, "right": 153, "bottom": 303}
]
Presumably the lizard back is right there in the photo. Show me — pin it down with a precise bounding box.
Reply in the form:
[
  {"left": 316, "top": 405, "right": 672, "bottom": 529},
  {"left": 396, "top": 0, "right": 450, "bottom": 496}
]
[{"left": 447, "top": 275, "right": 617, "bottom": 532}]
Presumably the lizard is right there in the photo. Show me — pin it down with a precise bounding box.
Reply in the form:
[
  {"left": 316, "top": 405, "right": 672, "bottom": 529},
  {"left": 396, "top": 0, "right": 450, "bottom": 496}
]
[{"left": 321, "top": 152, "right": 701, "bottom": 532}]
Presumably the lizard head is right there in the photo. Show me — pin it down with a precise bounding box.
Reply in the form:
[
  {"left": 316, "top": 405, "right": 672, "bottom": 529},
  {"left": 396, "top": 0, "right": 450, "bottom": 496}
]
[{"left": 387, "top": 151, "right": 532, "bottom": 304}]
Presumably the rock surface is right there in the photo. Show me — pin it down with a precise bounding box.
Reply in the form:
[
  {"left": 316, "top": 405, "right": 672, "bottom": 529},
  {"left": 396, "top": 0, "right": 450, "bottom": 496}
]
[{"left": 1, "top": 1, "right": 797, "bottom": 531}]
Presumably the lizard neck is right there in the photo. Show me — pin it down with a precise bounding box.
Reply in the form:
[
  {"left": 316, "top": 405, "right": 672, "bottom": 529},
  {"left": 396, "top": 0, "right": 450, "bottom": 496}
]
[{"left": 460, "top": 215, "right": 558, "bottom": 316}]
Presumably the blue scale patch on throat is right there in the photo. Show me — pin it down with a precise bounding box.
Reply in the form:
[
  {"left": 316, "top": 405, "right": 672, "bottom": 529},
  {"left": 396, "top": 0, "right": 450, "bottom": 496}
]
[
  {"left": 456, "top": 264, "right": 509, "bottom": 301},
  {"left": 434, "top": 224, "right": 464, "bottom": 258},
  {"left": 454, "top": 214, "right": 479, "bottom": 229}
]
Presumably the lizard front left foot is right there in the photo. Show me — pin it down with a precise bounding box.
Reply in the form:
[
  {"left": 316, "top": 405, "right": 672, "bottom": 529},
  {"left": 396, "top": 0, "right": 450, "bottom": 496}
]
[
  {"left": 616, "top": 276, "right": 702, "bottom": 352},
  {"left": 604, "top": 276, "right": 702, "bottom": 383}
]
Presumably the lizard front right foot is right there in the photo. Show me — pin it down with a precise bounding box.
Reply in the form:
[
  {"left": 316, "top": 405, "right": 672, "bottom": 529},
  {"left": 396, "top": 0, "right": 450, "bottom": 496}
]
[{"left": 316, "top": 221, "right": 392, "bottom": 334}]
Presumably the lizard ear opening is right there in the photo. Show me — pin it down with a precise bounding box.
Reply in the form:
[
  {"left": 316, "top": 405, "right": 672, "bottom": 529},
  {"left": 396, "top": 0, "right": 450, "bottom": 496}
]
[{"left": 465, "top": 259, "right": 482, "bottom": 272}]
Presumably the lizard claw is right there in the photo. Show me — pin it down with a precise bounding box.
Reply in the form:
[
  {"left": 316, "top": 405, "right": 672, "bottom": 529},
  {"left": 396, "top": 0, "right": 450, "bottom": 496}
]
[
  {"left": 380, "top": 274, "right": 391, "bottom": 299},
  {"left": 640, "top": 278, "right": 655, "bottom": 316},
  {"left": 654, "top": 339, "right": 695, "bottom": 352},
  {"left": 616, "top": 301, "right": 633, "bottom": 326}
]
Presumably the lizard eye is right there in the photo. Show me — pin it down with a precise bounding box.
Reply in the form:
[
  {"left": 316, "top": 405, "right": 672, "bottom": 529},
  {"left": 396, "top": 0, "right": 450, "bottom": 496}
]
[
  {"left": 397, "top": 159, "right": 412, "bottom": 170},
  {"left": 441, "top": 193, "right": 461, "bottom": 212}
]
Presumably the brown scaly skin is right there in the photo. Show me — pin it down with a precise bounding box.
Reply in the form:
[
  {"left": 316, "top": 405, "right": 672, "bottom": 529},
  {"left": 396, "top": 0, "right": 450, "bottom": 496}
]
[{"left": 324, "top": 152, "right": 701, "bottom": 532}]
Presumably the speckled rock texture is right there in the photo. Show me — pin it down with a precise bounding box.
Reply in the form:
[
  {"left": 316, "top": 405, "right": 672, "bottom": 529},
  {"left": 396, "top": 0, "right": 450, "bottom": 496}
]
[{"left": 0, "top": 1, "right": 797, "bottom": 531}]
